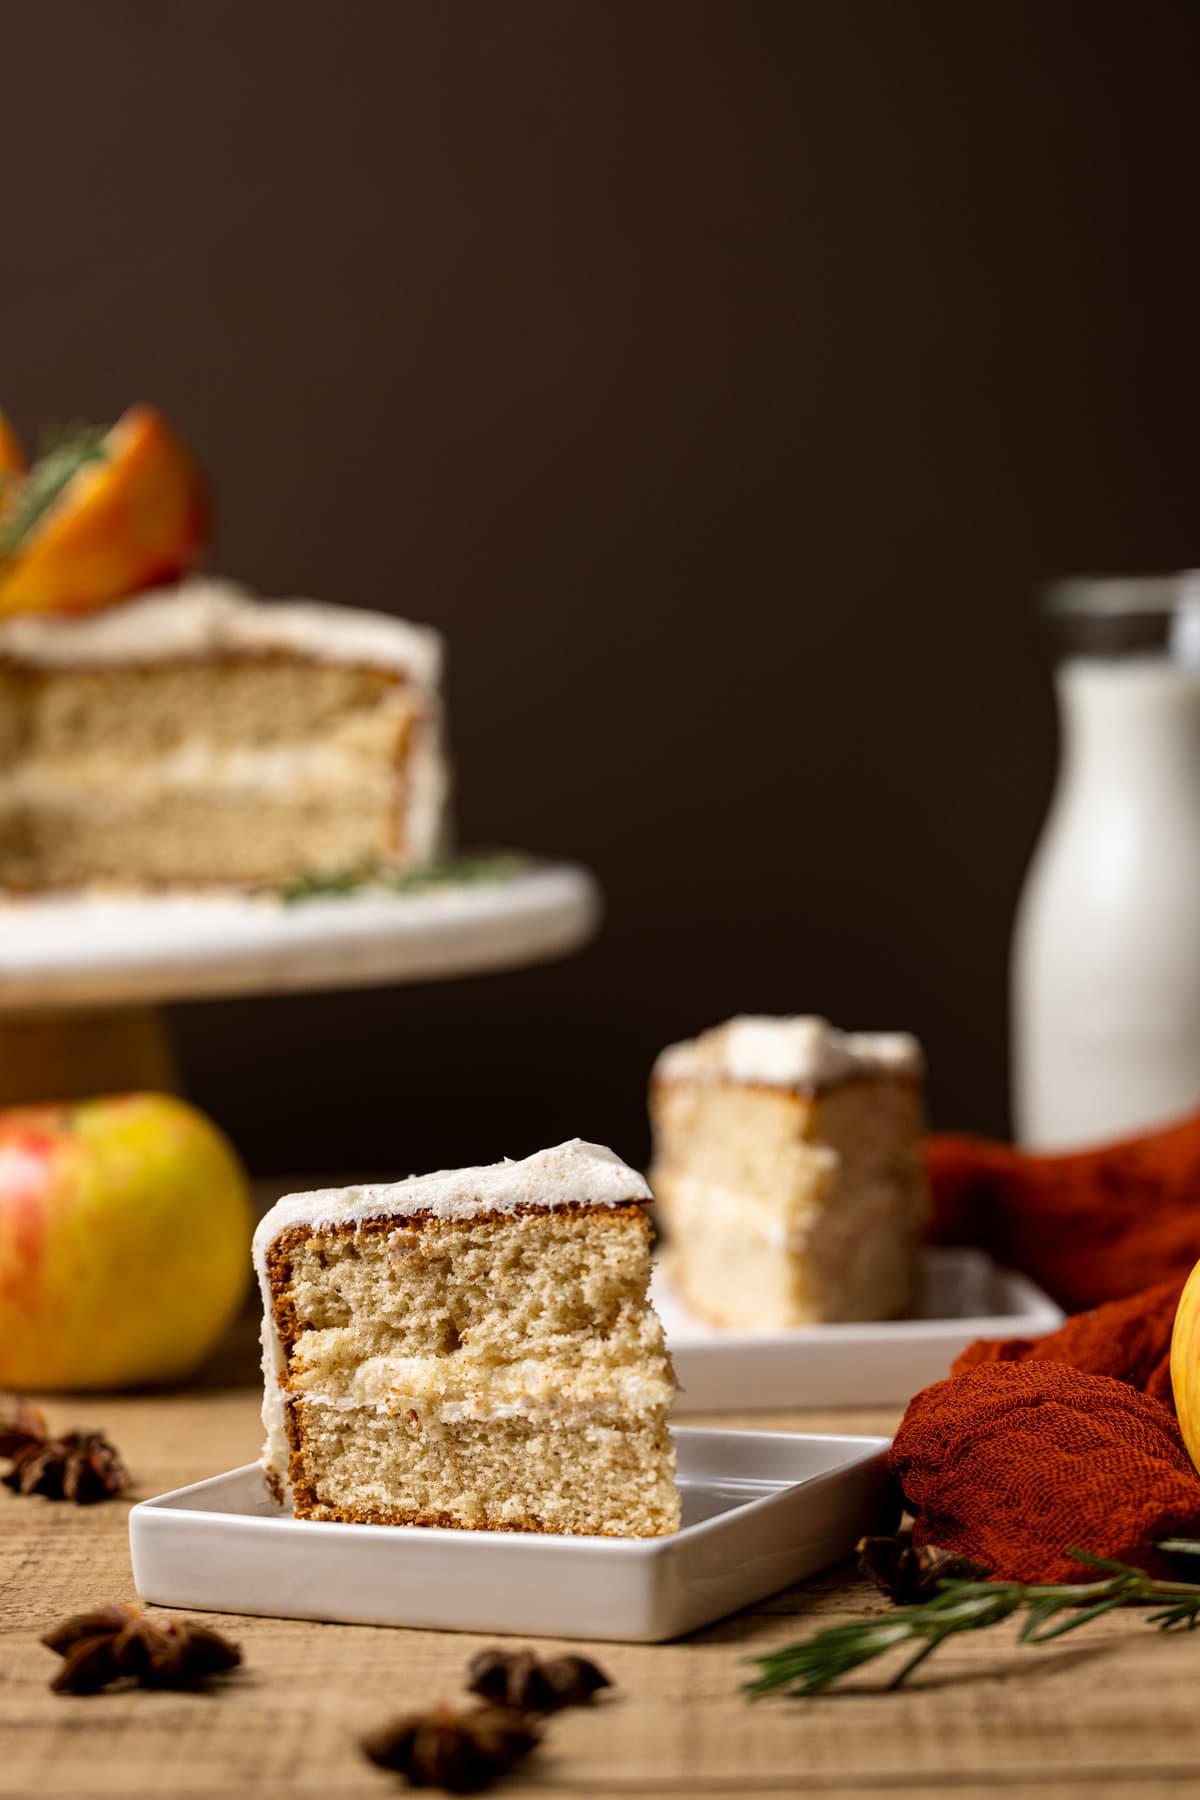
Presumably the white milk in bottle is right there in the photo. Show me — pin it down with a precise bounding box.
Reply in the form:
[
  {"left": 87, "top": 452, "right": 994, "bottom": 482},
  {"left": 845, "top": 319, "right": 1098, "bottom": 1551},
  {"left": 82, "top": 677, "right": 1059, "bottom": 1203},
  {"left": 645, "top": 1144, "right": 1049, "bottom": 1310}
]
[{"left": 1012, "top": 575, "right": 1200, "bottom": 1148}]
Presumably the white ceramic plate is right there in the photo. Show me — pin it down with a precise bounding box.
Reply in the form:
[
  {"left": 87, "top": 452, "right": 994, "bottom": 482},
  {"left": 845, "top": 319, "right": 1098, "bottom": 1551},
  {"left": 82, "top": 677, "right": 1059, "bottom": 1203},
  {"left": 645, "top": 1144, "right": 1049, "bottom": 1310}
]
[
  {"left": 654, "top": 1246, "right": 1064, "bottom": 1411},
  {"left": 129, "top": 1427, "right": 890, "bottom": 1644},
  {"left": 0, "top": 862, "right": 599, "bottom": 1009}
]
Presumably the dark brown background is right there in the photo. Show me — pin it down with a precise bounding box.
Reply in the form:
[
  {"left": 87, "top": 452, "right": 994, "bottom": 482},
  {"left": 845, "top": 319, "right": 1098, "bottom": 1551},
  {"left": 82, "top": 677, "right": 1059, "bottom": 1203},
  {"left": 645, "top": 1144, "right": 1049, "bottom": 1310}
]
[{"left": 5, "top": 1, "right": 1200, "bottom": 1174}]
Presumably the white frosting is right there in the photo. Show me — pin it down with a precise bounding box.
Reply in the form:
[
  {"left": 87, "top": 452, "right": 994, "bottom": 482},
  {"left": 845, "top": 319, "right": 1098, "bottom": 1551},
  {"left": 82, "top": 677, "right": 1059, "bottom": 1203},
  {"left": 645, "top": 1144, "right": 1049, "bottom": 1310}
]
[
  {"left": 405, "top": 698, "right": 451, "bottom": 863},
  {"left": 654, "top": 1015, "right": 924, "bottom": 1091},
  {"left": 254, "top": 1139, "right": 649, "bottom": 1263},
  {"left": 255, "top": 1140, "right": 651, "bottom": 1500},
  {"left": 0, "top": 577, "right": 442, "bottom": 688}
]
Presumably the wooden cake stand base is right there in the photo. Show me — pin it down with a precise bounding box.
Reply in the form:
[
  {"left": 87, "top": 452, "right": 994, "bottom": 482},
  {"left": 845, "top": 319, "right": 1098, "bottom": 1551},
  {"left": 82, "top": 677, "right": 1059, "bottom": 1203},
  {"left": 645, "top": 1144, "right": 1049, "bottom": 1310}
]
[{"left": 0, "top": 1008, "right": 180, "bottom": 1107}]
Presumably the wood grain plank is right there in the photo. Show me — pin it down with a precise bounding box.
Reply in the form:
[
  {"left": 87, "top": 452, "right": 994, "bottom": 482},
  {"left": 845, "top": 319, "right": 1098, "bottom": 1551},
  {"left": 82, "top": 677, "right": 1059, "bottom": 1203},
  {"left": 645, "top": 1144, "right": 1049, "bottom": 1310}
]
[{"left": 2, "top": 1390, "right": 1200, "bottom": 1799}]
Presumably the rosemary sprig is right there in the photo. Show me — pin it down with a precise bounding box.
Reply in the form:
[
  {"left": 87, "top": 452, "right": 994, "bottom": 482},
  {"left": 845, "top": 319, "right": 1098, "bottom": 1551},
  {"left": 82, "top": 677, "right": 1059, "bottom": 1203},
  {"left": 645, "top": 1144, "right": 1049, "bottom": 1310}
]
[
  {"left": 278, "top": 851, "right": 526, "bottom": 905},
  {"left": 0, "top": 424, "right": 109, "bottom": 562},
  {"left": 745, "top": 1542, "right": 1200, "bottom": 1698}
]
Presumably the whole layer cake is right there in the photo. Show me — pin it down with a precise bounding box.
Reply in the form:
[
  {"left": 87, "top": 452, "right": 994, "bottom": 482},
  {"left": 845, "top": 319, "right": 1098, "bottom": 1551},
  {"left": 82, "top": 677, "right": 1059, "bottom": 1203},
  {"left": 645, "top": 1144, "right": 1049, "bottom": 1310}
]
[
  {"left": 0, "top": 577, "right": 448, "bottom": 889},
  {"left": 254, "top": 1140, "right": 680, "bottom": 1536},
  {"left": 649, "top": 1015, "right": 930, "bottom": 1328}
]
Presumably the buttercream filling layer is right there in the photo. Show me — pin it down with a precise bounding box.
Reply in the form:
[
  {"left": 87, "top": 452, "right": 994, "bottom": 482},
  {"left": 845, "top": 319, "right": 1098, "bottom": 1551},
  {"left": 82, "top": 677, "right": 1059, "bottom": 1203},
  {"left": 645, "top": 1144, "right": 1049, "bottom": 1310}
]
[
  {"left": 289, "top": 1360, "right": 675, "bottom": 1425},
  {"left": 0, "top": 739, "right": 404, "bottom": 802},
  {"left": 655, "top": 1167, "right": 836, "bottom": 1250}
]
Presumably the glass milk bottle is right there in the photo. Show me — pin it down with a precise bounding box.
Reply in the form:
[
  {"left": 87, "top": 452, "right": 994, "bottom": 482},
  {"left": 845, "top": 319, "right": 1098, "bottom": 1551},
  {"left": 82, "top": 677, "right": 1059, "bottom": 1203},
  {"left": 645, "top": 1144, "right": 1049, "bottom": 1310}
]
[{"left": 1012, "top": 574, "right": 1200, "bottom": 1149}]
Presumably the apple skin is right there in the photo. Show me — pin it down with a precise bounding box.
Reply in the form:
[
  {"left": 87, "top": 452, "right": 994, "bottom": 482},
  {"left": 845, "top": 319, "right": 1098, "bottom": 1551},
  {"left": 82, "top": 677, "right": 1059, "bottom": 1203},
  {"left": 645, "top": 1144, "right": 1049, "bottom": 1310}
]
[{"left": 0, "top": 1093, "right": 252, "bottom": 1390}]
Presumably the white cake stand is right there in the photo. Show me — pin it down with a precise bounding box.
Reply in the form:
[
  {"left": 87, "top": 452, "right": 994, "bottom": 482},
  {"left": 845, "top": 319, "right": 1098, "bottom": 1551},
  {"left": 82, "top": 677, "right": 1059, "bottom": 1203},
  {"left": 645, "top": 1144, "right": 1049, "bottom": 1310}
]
[{"left": 0, "top": 862, "right": 600, "bottom": 1103}]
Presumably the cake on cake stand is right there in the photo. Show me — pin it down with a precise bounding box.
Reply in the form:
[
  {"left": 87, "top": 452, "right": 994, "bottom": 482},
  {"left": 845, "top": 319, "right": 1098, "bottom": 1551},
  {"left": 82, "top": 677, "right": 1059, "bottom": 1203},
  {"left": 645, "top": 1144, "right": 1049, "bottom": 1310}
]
[{"left": 0, "top": 862, "right": 600, "bottom": 1104}]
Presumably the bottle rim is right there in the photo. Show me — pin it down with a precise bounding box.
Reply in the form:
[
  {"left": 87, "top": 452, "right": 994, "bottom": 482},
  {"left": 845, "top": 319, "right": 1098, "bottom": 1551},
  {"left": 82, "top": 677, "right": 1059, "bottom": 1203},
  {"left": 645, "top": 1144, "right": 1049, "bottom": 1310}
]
[{"left": 1044, "top": 572, "right": 1200, "bottom": 617}]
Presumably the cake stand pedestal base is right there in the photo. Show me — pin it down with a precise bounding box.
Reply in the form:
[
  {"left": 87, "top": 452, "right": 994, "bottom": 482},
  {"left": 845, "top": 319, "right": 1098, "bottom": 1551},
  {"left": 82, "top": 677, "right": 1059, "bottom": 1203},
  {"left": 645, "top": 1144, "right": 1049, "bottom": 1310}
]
[{"left": 0, "top": 1008, "right": 181, "bottom": 1108}]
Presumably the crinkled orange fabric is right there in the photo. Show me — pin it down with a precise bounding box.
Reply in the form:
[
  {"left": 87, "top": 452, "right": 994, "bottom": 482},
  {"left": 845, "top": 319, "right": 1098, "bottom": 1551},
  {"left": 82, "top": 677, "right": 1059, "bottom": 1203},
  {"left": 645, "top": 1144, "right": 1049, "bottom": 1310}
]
[
  {"left": 925, "top": 1108, "right": 1200, "bottom": 1313},
  {"left": 952, "top": 1278, "right": 1183, "bottom": 1412},
  {"left": 889, "top": 1362, "right": 1200, "bottom": 1584}
]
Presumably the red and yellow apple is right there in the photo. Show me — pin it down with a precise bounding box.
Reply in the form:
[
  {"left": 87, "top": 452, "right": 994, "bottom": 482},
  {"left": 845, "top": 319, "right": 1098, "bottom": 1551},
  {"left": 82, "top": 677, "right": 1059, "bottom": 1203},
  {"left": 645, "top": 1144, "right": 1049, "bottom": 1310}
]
[{"left": 0, "top": 1093, "right": 251, "bottom": 1390}]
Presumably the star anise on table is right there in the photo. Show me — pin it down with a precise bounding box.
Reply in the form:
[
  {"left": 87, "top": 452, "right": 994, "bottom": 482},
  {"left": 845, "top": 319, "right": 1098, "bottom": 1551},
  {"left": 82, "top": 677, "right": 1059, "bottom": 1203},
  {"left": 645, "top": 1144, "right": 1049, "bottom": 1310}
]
[
  {"left": 0, "top": 1400, "right": 129, "bottom": 1503},
  {"left": 857, "top": 1533, "right": 992, "bottom": 1604},
  {"left": 42, "top": 1604, "right": 242, "bottom": 1695},
  {"left": 465, "top": 1646, "right": 611, "bottom": 1714},
  {"left": 361, "top": 1703, "right": 540, "bottom": 1793}
]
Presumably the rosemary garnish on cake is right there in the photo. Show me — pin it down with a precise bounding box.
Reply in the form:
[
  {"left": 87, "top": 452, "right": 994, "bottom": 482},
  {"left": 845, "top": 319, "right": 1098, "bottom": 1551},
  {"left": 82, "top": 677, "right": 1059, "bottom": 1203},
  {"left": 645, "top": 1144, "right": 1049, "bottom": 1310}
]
[
  {"left": 0, "top": 424, "right": 109, "bottom": 563},
  {"left": 279, "top": 851, "right": 526, "bottom": 903}
]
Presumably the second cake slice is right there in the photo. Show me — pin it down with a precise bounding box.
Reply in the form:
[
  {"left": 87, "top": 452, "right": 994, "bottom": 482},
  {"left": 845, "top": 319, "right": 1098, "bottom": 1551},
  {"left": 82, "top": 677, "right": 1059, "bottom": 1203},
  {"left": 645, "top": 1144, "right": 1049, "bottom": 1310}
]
[
  {"left": 650, "top": 1015, "right": 929, "bottom": 1328},
  {"left": 254, "top": 1140, "right": 679, "bottom": 1536}
]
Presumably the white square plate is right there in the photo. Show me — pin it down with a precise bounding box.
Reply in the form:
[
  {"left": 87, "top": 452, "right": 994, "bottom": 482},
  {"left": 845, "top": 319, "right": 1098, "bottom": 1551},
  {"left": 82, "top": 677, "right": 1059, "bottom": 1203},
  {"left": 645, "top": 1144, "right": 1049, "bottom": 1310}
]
[
  {"left": 654, "top": 1246, "right": 1064, "bottom": 1411},
  {"left": 129, "top": 1427, "right": 890, "bottom": 1644}
]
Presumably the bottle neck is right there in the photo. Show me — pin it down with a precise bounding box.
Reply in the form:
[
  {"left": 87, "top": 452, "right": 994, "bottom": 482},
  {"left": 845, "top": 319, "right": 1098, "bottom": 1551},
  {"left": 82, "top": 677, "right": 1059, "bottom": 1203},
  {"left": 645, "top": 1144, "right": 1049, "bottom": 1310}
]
[{"left": 1056, "top": 657, "right": 1200, "bottom": 802}]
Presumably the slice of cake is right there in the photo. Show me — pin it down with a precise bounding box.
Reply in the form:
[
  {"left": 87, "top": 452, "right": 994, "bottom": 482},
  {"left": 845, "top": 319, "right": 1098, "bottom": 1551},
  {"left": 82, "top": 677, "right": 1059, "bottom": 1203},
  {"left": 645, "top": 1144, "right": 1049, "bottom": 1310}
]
[
  {"left": 0, "top": 577, "right": 448, "bottom": 889},
  {"left": 649, "top": 1016, "right": 929, "bottom": 1328},
  {"left": 254, "top": 1140, "right": 680, "bottom": 1536}
]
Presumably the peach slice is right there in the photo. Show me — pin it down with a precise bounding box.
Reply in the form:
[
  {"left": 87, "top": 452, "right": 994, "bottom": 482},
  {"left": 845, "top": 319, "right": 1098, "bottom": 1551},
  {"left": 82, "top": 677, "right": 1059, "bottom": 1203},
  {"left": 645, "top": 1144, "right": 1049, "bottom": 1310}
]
[
  {"left": 0, "top": 411, "right": 26, "bottom": 544},
  {"left": 0, "top": 409, "right": 26, "bottom": 479},
  {"left": 0, "top": 405, "right": 207, "bottom": 617}
]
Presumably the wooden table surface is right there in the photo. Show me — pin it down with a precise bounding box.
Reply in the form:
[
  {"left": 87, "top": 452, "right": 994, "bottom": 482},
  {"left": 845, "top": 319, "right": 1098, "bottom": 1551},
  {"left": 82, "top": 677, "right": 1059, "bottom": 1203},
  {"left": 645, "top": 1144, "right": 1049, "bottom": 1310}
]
[{"left": 5, "top": 1349, "right": 1200, "bottom": 1798}]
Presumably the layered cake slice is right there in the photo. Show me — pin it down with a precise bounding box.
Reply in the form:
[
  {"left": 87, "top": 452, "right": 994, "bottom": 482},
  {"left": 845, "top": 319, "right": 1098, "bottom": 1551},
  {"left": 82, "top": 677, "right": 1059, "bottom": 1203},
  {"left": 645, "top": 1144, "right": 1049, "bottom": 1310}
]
[
  {"left": 254, "top": 1140, "right": 680, "bottom": 1535},
  {"left": 650, "top": 1016, "right": 929, "bottom": 1328},
  {"left": 0, "top": 577, "right": 448, "bottom": 889}
]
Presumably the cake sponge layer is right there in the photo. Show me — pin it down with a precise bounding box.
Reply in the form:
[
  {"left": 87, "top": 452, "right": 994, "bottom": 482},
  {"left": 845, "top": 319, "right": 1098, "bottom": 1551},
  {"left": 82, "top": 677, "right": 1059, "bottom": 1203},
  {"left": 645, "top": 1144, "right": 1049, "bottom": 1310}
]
[
  {"left": 289, "top": 1408, "right": 679, "bottom": 1534},
  {"left": 0, "top": 788, "right": 409, "bottom": 888},
  {"left": 1, "top": 659, "right": 418, "bottom": 755},
  {"left": 271, "top": 1209, "right": 675, "bottom": 1416}
]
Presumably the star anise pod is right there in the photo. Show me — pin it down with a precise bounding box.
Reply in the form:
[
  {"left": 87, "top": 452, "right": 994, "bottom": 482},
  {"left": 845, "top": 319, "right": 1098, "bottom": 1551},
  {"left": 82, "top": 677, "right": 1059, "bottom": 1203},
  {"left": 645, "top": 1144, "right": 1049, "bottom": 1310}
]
[
  {"left": 0, "top": 1399, "right": 129, "bottom": 1503},
  {"left": 0, "top": 1398, "right": 48, "bottom": 1456},
  {"left": 465, "top": 1646, "right": 611, "bottom": 1714},
  {"left": 42, "top": 1604, "right": 241, "bottom": 1694},
  {"left": 361, "top": 1703, "right": 539, "bottom": 1793},
  {"left": 857, "top": 1534, "right": 992, "bottom": 1604}
]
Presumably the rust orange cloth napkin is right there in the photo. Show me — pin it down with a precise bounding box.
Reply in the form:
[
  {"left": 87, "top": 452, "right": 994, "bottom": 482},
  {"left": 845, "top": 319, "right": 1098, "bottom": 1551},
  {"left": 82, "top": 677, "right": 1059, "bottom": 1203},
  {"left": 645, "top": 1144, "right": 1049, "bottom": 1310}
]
[
  {"left": 890, "top": 1361, "right": 1200, "bottom": 1584},
  {"left": 925, "top": 1107, "right": 1200, "bottom": 1313},
  {"left": 887, "top": 1111, "right": 1200, "bottom": 1580}
]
